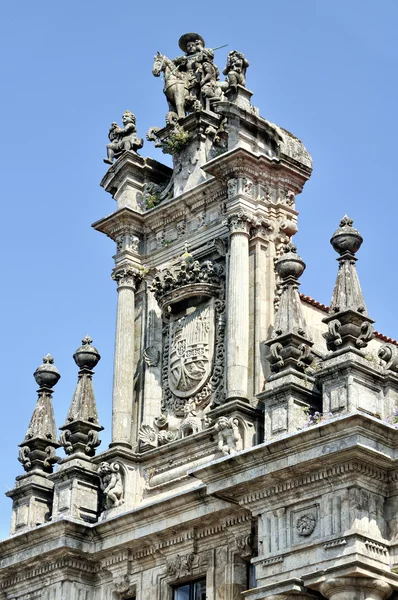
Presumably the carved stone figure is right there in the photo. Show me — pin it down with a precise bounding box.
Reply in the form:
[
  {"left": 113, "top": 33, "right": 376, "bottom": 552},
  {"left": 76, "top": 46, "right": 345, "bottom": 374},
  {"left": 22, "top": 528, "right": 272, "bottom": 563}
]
[
  {"left": 214, "top": 416, "right": 242, "bottom": 455},
  {"left": 98, "top": 461, "right": 124, "bottom": 509},
  {"left": 223, "top": 50, "right": 249, "bottom": 90},
  {"left": 178, "top": 402, "right": 203, "bottom": 438},
  {"left": 152, "top": 52, "right": 191, "bottom": 121},
  {"left": 104, "top": 111, "right": 144, "bottom": 164},
  {"left": 152, "top": 33, "right": 224, "bottom": 121}
]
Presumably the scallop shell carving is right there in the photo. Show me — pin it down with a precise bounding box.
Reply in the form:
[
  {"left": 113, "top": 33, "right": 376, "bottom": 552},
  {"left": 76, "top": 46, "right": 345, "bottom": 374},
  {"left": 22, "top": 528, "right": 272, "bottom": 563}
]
[
  {"left": 144, "top": 345, "right": 160, "bottom": 367},
  {"left": 138, "top": 424, "right": 157, "bottom": 445}
]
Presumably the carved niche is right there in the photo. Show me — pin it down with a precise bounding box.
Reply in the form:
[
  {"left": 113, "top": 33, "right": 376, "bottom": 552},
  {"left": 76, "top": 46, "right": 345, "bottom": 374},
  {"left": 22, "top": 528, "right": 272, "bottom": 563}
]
[{"left": 141, "top": 255, "right": 226, "bottom": 447}]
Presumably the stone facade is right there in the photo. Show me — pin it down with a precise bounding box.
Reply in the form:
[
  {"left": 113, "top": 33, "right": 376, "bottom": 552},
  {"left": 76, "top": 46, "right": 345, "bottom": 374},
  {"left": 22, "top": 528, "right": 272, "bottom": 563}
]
[{"left": 2, "top": 32, "right": 398, "bottom": 600}]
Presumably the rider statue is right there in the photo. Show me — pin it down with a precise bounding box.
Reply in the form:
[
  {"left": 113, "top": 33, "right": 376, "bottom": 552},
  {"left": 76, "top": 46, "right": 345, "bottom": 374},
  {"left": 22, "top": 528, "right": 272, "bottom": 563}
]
[
  {"left": 104, "top": 110, "right": 144, "bottom": 165},
  {"left": 173, "top": 33, "right": 220, "bottom": 107}
]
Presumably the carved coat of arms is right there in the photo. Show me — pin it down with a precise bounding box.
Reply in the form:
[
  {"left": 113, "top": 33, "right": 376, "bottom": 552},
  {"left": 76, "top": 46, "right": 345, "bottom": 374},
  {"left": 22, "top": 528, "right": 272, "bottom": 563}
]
[{"left": 169, "top": 299, "right": 215, "bottom": 398}]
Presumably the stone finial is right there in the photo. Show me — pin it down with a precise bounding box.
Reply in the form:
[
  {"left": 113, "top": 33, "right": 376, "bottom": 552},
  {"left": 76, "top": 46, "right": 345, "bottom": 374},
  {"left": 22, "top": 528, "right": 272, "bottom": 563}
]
[
  {"left": 323, "top": 217, "right": 374, "bottom": 353},
  {"left": 59, "top": 336, "right": 103, "bottom": 457},
  {"left": 18, "top": 355, "right": 61, "bottom": 473},
  {"left": 264, "top": 243, "right": 313, "bottom": 374}
]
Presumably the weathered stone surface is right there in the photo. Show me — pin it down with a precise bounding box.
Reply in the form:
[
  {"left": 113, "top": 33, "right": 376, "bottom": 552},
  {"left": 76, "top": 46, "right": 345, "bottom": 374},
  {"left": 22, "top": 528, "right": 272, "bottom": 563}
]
[
  {"left": 59, "top": 336, "right": 103, "bottom": 457},
  {"left": 5, "top": 31, "right": 398, "bottom": 600},
  {"left": 104, "top": 110, "right": 143, "bottom": 164}
]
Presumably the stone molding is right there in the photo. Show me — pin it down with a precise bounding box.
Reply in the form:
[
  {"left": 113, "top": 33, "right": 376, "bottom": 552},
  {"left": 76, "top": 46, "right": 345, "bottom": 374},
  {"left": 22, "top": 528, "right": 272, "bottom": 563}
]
[
  {"left": 99, "top": 514, "right": 252, "bottom": 566},
  {"left": 320, "top": 577, "right": 392, "bottom": 600},
  {"left": 0, "top": 556, "right": 98, "bottom": 591},
  {"left": 241, "top": 460, "right": 388, "bottom": 506}
]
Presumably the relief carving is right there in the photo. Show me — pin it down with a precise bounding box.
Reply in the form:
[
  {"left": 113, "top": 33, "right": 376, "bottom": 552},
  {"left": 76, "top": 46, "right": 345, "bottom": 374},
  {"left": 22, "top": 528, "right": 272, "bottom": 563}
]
[
  {"left": 215, "top": 416, "right": 243, "bottom": 455},
  {"left": 295, "top": 513, "right": 316, "bottom": 536},
  {"left": 166, "top": 552, "right": 196, "bottom": 579},
  {"left": 98, "top": 462, "right": 124, "bottom": 510},
  {"left": 142, "top": 257, "right": 226, "bottom": 449}
]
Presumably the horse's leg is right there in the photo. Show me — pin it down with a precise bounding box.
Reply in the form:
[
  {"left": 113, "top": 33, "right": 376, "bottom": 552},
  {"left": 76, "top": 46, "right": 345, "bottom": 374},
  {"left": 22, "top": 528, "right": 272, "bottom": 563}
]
[{"left": 174, "top": 85, "right": 187, "bottom": 119}]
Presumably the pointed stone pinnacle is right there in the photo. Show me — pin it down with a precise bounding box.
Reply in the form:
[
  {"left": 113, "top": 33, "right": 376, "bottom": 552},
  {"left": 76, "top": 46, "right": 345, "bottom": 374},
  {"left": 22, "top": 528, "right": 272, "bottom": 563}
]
[
  {"left": 265, "top": 243, "right": 313, "bottom": 375},
  {"left": 18, "top": 356, "right": 60, "bottom": 474},
  {"left": 59, "top": 336, "right": 103, "bottom": 458},
  {"left": 323, "top": 217, "right": 374, "bottom": 353}
]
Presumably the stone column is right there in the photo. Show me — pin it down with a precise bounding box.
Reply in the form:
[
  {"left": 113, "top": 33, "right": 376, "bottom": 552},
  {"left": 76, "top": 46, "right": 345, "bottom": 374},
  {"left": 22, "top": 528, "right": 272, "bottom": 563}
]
[
  {"left": 111, "top": 265, "right": 142, "bottom": 448},
  {"left": 320, "top": 577, "right": 392, "bottom": 600},
  {"left": 225, "top": 212, "right": 252, "bottom": 400}
]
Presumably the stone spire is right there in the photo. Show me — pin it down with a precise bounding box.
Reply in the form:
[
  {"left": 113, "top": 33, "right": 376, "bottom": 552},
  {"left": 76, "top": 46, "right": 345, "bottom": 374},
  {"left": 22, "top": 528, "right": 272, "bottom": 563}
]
[
  {"left": 59, "top": 336, "right": 103, "bottom": 457},
  {"left": 18, "top": 354, "right": 60, "bottom": 473},
  {"left": 265, "top": 243, "right": 313, "bottom": 374},
  {"left": 323, "top": 216, "right": 374, "bottom": 353}
]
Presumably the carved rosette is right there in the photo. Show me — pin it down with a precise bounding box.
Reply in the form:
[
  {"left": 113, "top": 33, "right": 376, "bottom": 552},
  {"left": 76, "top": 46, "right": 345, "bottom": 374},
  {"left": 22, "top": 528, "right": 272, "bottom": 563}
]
[{"left": 112, "top": 265, "right": 143, "bottom": 290}]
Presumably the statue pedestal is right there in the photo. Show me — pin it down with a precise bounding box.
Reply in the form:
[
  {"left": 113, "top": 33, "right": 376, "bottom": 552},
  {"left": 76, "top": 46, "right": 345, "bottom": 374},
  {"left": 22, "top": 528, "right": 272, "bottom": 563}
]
[{"left": 50, "top": 456, "right": 100, "bottom": 523}]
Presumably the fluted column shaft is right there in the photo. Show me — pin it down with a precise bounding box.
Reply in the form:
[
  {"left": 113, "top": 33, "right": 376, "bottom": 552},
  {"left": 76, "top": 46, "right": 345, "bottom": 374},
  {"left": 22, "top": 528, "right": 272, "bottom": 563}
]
[
  {"left": 111, "top": 267, "right": 141, "bottom": 447},
  {"left": 226, "top": 215, "right": 251, "bottom": 400}
]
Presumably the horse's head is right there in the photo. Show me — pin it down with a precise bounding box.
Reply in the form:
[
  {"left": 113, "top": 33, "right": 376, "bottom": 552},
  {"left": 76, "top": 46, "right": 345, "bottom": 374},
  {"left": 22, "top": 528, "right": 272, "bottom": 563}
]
[{"left": 152, "top": 52, "right": 165, "bottom": 77}]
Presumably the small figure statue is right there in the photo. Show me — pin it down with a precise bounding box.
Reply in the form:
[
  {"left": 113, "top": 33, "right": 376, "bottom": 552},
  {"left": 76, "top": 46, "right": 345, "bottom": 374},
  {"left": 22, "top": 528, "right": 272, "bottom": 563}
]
[
  {"left": 98, "top": 461, "right": 124, "bottom": 509},
  {"left": 223, "top": 50, "right": 249, "bottom": 91},
  {"left": 178, "top": 402, "right": 202, "bottom": 438},
  {"left": 214, "top": 416, "right": 242, "bottom": 456},
  {"left": 104, "top": 110, "right": 143, "bottom": 165}
]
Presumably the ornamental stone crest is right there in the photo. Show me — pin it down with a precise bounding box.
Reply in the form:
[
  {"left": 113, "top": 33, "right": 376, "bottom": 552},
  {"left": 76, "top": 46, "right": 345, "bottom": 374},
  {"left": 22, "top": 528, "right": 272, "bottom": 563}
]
[
  {"left": 139, "top": 255, "right": 226, "bottom": 449},
  {"left": 169, "top": 299, "right": 215, "bottom": 398}
]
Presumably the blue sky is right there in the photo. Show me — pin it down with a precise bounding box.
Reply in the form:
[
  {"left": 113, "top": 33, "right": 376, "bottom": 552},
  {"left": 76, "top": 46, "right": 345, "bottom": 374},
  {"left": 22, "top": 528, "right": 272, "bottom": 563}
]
[{"left": 0, "top": 0, "right": 397, "bottom": 537}]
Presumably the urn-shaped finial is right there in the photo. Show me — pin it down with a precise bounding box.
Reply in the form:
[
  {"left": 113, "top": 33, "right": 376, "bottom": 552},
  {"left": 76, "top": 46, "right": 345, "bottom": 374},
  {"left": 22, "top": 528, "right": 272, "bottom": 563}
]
[
  {"left": 73, "top": 335, "right": 101, "bottom": 371},
  {"left": 33, "top": 354, "right": 61, "bottom": 389},
  {"left": 330, "top": 215, "right": 363, "bottom": 256},
  {"left": 275, "top": 243, "right": 306, "bottom": 280}
]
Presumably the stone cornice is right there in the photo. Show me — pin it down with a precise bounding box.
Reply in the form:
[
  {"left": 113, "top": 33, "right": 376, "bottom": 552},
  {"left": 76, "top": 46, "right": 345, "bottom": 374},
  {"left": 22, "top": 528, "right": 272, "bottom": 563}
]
[
  {"left": 100, "top": 151, "right": 172, "bottom": 195},
  {"left": 240, "top": 459, "right": 388, "bottom": 507},
  {"left": 92, "top": 207, "right": 144, "bottom": 241},
  {"left": 203, "top": 146, "right": 311, "bottom": 188},
  {"left": 0, "top": 553, "right": 99, "bottom": 591},
  {"left": 190, "top": 413, "right": 398, "bottom": 498}
]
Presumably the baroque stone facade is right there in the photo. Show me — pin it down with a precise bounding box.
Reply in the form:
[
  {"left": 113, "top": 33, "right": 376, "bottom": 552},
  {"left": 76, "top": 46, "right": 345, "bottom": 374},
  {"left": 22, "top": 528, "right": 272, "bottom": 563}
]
[{"left": 2, "top": 32, "right": 398, "bottom": 600}]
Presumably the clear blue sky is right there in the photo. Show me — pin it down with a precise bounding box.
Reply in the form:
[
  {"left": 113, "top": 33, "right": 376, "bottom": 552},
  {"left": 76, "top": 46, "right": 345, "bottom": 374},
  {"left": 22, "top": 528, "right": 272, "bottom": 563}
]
[{"left": 0, "top": 0, "right": 397, "bottom": 537}]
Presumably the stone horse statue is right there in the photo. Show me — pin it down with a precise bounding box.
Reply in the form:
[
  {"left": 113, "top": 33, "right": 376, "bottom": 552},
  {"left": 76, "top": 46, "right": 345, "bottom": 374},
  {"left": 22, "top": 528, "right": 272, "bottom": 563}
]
[{"left": 152, "top": 52, "right": 190, "bottom": 122}]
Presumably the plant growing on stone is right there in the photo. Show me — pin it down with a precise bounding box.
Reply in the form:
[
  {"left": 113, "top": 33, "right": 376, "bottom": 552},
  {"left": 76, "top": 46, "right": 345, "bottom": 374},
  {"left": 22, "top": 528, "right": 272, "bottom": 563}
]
[
  {"left": 161, "top": 126, "right": 189, "bottom": 155},
  {"left": 385, "top": 407, "right": 398, "bottom": 428},
  {"left": 300, "top": 410, "right": 333, "bottom": 429}
]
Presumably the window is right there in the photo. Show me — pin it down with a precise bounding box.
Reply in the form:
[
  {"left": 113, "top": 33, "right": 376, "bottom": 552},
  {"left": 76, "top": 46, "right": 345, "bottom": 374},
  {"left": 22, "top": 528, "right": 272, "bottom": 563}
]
[{"left": 173, "top": 578, "right": 206, "bottom": 600}]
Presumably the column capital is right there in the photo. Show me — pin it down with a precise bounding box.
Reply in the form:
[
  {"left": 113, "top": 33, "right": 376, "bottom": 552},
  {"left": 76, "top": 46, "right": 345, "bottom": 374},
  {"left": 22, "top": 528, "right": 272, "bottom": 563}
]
[
  {"left": 320, "top": 577, "right": 392, "bottom": 600},
  {"left": 112, "top": 265, "right": 144, "bottom": 290},
  {"left": 224, "top": 210, "right": 255, "bottom": 236}
]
